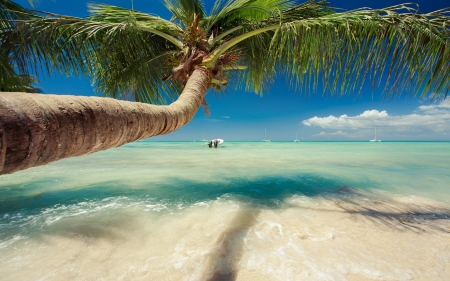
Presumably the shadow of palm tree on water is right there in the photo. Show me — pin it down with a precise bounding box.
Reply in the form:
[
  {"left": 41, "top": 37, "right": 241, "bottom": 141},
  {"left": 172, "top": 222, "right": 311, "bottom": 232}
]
[
  {"left": 205, "top": 206, "right": 260, "bottom": 281},
  {"left": 201, "top": 187, "right": 450, "bottom": 281},
  {"left": 327, "top": 187, "right": 450, "bottom": 233}
]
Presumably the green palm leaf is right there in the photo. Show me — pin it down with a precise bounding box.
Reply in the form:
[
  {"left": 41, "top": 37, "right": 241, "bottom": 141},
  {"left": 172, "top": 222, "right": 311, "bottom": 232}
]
[
  {"left": 211, "top": 1, "right": 449, "bottom": 97},
  {"left": 203, "top": 0, "right": 296, "bottom": 32},
  {"left": 0, "top": 61, "right": 42, "bottom": 93},
  {"left": 6, "top": 10, "right": 184, "bottom": 102},
  {"left": 268, "top": 4, "right": 450, "bottom": 97},
  {"left": 163, "top": 0, "right": 206, "bottom": 28},
  {"left": 3, "top": 0, "right": 450, "bottom": 101},
  {"left": 0, "top": 0, "right": 41, "bottom": 91},
  {"left": 88, "top": 3, "right": 183, "bottom": 43}
]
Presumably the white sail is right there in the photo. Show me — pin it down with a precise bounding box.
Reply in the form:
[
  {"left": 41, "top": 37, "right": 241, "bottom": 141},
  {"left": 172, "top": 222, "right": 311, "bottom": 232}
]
[
  {"left": 370, "top": 127, "right": 381, "bottom": 142},
  {"left": 262, "top": 129, "right": 271, "bottom": 142}
]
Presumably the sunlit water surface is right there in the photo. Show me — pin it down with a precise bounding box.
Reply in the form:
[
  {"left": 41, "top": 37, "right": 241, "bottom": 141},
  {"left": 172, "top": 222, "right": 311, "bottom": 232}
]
[{"left": 1, "top": 142, "right": 449, "bottom": 281}]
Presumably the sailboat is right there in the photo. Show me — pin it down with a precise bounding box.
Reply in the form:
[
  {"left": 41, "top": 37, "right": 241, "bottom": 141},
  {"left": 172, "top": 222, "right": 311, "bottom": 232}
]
[
  {"left": 262, "top": 129, "right": 271, "bottom": 142},
  {"left": 294, "top": 132, "right": 300, "bottom": 142},
  {"left": 370, "top": 127, "right": 381, "bottom": 142}
]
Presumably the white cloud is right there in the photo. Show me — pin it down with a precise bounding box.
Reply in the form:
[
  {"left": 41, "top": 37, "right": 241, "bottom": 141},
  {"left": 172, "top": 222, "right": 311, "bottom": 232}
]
[
  {"left": 303, "top": 99, "right": 450, "bottom": 133},
  {"left": 418, "top": 99, "right": 450, "bottom": 111},
  {"left": 222, "top": 116, "right": 230, "bottom": 119},
  {"left": 314, "top": 131, "right": 350, "bottom": 137}
]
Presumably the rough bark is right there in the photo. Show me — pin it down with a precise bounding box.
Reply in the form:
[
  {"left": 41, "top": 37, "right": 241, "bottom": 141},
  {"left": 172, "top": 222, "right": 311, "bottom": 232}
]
[{"left": 0, "top": 67, "right": 211, "bottom": 175}]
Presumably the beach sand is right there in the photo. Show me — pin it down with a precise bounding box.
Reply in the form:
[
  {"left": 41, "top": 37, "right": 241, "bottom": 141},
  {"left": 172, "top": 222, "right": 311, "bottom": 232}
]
[{"left": 1, "top": 189, "right": 449, "bottom": 280}]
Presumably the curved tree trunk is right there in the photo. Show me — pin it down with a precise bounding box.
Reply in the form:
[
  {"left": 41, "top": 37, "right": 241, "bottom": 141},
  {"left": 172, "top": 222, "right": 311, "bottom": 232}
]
[{"left": 0, "top": 67, "right": 211, "bottom": 175}]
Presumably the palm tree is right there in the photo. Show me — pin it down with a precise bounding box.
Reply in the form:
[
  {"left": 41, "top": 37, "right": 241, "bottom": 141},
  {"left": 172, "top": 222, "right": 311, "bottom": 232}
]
[{"left": 0, "top": 0, "right": 449, "bottom": 175}]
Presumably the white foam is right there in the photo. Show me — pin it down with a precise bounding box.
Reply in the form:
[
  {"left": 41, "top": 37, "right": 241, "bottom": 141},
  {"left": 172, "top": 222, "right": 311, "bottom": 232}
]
[
  {"left": 261, "top": 221, "right": 284, "bottom": 236},
  {"left": 0, "top": 235, "right": 26, "bottom": 250},
  {"left": 192, "top": 202, "right": 209, "bottom": 207},
  {"left": 144, "top": 203, "right": 168, "bottom": 212}
]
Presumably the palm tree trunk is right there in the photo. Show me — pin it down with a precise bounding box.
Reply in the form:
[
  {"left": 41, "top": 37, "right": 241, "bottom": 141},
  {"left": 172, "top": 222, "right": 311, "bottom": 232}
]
[{"left": 0, "top": 66, "right": 211, "bottom": 175}]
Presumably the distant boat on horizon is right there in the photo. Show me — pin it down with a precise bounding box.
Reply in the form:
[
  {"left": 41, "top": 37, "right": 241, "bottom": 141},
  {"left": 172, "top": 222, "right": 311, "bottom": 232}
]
[
  {"left": 262, "top": 129, "right": 271, "bottom": 142},
  {"left": 370, "top": 127, "right": 381, "bottom": 142},
  {"left": 294, "top": 132, "right": 300, "bottom": 142}
]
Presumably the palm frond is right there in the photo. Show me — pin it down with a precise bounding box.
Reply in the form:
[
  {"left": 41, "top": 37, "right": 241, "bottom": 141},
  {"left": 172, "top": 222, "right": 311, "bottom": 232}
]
[
  {"left": 0, "top": 0, "right": 40, "bottom": 91},
  {"left": 26, "top": 0, "right": 39, "bottom": 7},
  {"left": 92, "top": 48, "right": 183, "bottom": 104},
  {"left": 205, "top": 0, "right": 331, "bottom": 64},
  {"left": 0, "top": 67, "right": 42, "bottom": 93},
  {"left": 224, "top": 2, "right": 449, "bottom": 98},
  {"left": 4, "top": 0, "right": 450, "bottom": 101},
  {"left": 88, "top": 3, "right": 183, "bottom": 37},
  {"left": 203, "top": 0, "right": 295, "bottom": 33},
  {"left": 0, "top": 54, "right": 21, "bottom": 91},
  {"left": 0, "top": 0, "right": 37, "bottom": 29},
  {"left": 5, "top": 11, "right": 184, "bottom": 103},
  {"left": 272, "top": 0, "right": 331, "bottom": 23},
  {"left": 284, "top": 5, "right": 450, "bottom": 96},
  {"left": 226, "top": 31, "right": 276, "bottom": 95},
  {"left": 163, "top": 0, "right": 206, "bottom": 28}
]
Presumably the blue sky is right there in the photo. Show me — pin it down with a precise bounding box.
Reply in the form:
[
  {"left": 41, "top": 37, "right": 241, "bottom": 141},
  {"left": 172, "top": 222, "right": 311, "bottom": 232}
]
[{"left": 14, "top": 0, "right": 450, "bottom": 141}]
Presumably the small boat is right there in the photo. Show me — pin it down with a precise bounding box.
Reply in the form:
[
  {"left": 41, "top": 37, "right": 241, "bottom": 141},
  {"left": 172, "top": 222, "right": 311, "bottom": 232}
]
[
  {"left": 370, "top": 127, "right": 381, "bottom": 142},
  {"left": 206, "top": 139, "right": 224, "bottom": 148},
  {"left": 262, "top": 129, "right": 271, "bottom": 142},
  {"left": 294, "top": 132, "right": 300, "bottom": 142}
]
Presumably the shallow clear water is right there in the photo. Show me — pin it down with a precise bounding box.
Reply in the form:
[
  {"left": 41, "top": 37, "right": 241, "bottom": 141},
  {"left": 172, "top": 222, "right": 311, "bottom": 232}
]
[{"left": 0, "top": 142, "right": 449, "bottom": 280}]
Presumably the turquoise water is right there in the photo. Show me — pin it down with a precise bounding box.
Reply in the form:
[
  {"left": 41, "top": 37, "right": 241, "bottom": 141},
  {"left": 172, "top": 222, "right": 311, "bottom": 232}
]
[{"left": 1, "top": 142, "right": 449, "bottom": 280}]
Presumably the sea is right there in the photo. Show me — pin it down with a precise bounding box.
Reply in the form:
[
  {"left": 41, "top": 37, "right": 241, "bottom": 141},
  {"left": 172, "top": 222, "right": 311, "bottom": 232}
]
[{"left": 0, "top": 141, "right": 449, "bottom": 281}]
